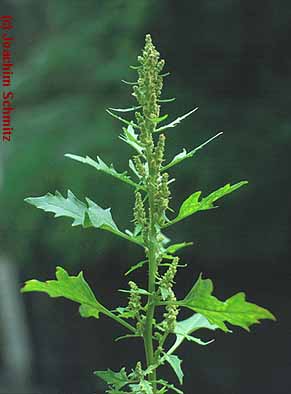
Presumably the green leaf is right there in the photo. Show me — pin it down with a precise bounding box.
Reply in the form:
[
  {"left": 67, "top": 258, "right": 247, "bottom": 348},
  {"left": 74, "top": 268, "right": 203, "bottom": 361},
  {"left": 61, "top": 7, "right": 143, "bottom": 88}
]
[
  {"left": 124, "top": 260, "right": 147, "bottom": 276},
  {"left": 21, "top": 266, "right": 105, "bottom": 318},
  {"left": 106, "top": 109, "right": 138, "bottom": 128},
  {"left": 166, "top": 242, "right": 193, "bottom": 255},
  {"left": 109, "top": 105, "right": 142, "bottom": 112},
  {"left": 26, "top": 190, "right": 143, "bottom": 247},
  {"left": 86, "top": 198, "right": 119, "bottom": 232},
  {"left": 130, "top": 381, "right": 153, "bottom": 394},
  {"left": 155, "top": 107, "right": 198, "bottom": 133},
  {"left": 65, "top": 154, "right": 143, "bottom": 189},
  {"left": 158, "top": 97, "right": 176, "bottom": 103},
  {"left": 164, "top": 181, "right": 248, "bottom": 227},
  {"left": 162, "top": 132, "right": 223, "bottom": 171},
  {"left": 173, "top": 313, "right": 218, "bottom": 349},
  {"left": 155, "top": 380, "right": 183, "bottom": 394},
  {"left": 25, "top": 190, "right": 87, "bottom": 226},
  {"left": 164, "top": 354, "right": 184, "bottom": 385},
  {"left": 94, "top": 368, "right": 129, "bottom": 390},
  {"left": 150, "top": 114, "right": 169, "bottom": 124},
  {"left": 119, "top": 124, "right": 144, "bottom": 154},
  {"left": 180, "top": 274, "right": 276, "bottom": 332}
]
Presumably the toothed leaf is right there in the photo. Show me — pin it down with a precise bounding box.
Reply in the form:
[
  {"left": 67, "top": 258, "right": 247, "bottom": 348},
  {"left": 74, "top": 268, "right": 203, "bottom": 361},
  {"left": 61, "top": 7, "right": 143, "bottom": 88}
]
[
  {"left": 173, "top": 313, "right": 218, "bottom": 349},
  {"left": 21, "top": 266, "right": 105, "bottom": 319},
  {"left": 180, "top": 275, "right": 276, "bottom": 332},
  {"left": 65, "top": 154, "right": 141, "bottom": 189},
  {"left": 119, "top": 124, "right": 144, "bottom": 154},
  {"left": 94, "top": 368, "right": 129, "bottom": 390},
  {"left": 25, "top": 190, "right": 87, "bottom": 226},
  {"left": 164, "top": 354, "right": 184, "bottom": 385},
  {"left": 162, "top": 132, "right": 223, "bottom": 171},
  {"left": 166, "top": 181, "right": 248, "bottom": 227},
  {"left": 86, "top": 198, "right": 119, "bottom": 232}
]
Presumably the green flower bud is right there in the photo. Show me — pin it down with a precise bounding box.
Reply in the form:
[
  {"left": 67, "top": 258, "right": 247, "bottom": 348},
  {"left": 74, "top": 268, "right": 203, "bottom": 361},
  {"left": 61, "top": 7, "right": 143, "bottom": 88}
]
[
  {"left": 133, "top": 192, "right": 146, "bottom": 227},
  {"left": 154, "top": 134, "right": 165, "bottom": 168},
  {"left": 133, "top": 155, "right": 146, "bottom": 177}
]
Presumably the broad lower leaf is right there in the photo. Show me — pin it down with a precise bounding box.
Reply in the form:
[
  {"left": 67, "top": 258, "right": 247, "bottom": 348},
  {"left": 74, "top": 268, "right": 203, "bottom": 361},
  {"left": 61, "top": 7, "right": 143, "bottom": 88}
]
[
  {"left": 25, "top": 190, "right": 87, "bottom": 226},
  {"left": 164, "top": 354, "right": 184, "bottom": 385},
  {"left": 21, "top": 266, "right": 105, "bottom": 319},
  {"left": 180, "top": 274, "right": 276, "bottom": 332},
  {"left": 25, "top": 190, "right": 143, "bottom": 247},
  {"left": 65, "top": 154, "right": 142, "bottom": 189},
  {"left": 94, "top": 368, "right": 129, "bottom": 390},
  {"left": 165, "top": 181, "right": 248, "bottom": 227}
]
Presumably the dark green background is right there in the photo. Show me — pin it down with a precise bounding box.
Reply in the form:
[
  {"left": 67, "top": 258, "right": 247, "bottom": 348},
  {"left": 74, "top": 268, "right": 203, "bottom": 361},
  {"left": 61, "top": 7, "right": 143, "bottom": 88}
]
[{"left": 0, "top": 1, "right": 289, "bottom": 393}]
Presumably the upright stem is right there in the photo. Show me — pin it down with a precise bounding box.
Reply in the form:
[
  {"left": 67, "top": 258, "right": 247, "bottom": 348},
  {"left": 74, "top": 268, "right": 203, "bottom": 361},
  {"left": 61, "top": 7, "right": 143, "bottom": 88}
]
[{"left": 144, "top": 146, "right": 158, "bottom": 393}]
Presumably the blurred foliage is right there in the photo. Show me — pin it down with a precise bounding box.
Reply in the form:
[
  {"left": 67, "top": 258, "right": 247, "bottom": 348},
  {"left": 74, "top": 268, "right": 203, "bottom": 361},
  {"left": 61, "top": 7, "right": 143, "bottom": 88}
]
[
  {"left": 0, "top": 0, "right": 289, "bottom": 270},
  {"left": 0, "top": 1, "right": 289, "bottom": 394}
]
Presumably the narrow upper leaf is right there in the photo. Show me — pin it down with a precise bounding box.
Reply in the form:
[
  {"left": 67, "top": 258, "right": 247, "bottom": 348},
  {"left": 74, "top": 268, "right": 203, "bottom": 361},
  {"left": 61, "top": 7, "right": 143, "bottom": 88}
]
[
  {"left": 25, "top": 190, "right": 87, "bottom": 226},
  {"left": 155, "top": 107, "right": 198, "bottom": 132},
  {"left": 162, "top": 132, "right": 223, "bottom": 171},
  {"left": 124, "top": 260, "right": 147, "bottom": 276},
  {"left": 65, "top": 154, "right": 143, "bottom": 189},
  {"left": 180, "top": 275, "right": 276, "bottom": 332},
  {"left": 109, "top": 105, "right": 142, "bottom": 112},
  {"left": 21, "top": 266, "right": 105, "bottom": 318},
  {"left": 166, "top": 242, "right": 193, "bottom": 255},
  {"left": 164, "top": 181, "right": 248, "bottom": 227}
]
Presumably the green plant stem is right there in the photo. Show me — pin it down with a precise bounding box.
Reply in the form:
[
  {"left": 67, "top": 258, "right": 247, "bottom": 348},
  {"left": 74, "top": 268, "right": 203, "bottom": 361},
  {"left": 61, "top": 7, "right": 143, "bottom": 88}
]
[
  {"left": 102, "top": 308, "right": 136, "bottom": 333},
  {"left": 143, "top": 145, "right": 158, "bottom": 393}
]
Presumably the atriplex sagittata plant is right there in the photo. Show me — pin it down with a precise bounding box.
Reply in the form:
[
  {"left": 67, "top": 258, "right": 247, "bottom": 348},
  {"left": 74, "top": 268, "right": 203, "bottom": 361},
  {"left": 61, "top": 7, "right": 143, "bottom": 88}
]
[{"left": 22, "top": 35, "right": 276, "bottom": 394}]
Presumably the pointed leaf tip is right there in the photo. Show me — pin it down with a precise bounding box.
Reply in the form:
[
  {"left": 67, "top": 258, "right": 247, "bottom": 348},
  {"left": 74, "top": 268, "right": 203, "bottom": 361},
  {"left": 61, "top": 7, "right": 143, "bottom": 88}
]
[{"left": 180, "top": 275, "right": 276, "bottom": 332}]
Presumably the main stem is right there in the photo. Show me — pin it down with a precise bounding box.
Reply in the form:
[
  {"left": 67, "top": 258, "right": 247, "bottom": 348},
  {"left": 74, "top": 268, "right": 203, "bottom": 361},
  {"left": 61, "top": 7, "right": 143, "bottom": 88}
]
[{"left": 144, "top": 147, "right": 158, "bottom": 393}]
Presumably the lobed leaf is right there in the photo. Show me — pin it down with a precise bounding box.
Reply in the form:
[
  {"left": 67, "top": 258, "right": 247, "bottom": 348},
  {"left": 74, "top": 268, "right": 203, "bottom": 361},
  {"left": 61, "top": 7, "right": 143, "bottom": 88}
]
[
  {"left": 65, "top": 153, "right": 143, "bottom": 189},
  {"left": 164, "top": 181, "right": 248, "bottom": 227},
  {"left": 86, "top": 198, "right": 119, "bottom": 232},
  {"left": 119, "top": 124, "right": 144, "bottom": 155},
  {"left": 179, "top": 274, "right": 276, "bottom": 332},
  {"left": 25, "top": 191, "right": 143, "bottom": 247},
  {"left": 21, "top": 266, "right": 105, "bottom": 319},
  {"left": 164, "top": 354, "right": 184, "bottom": 385},
  {"left": 25, "top": 190, "right": 87, "bottom": 226},
  {"left": 172, "top": 313, "right": 218, "bottom": 350},
  {"left": 94, "top": 368, "right": 129, "bottom": 390}
]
